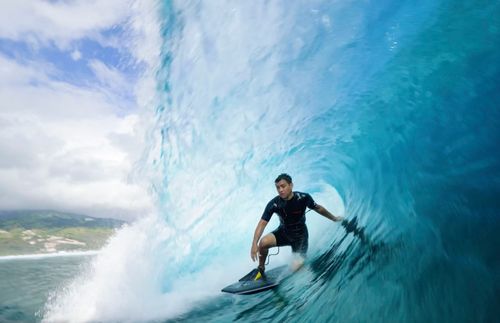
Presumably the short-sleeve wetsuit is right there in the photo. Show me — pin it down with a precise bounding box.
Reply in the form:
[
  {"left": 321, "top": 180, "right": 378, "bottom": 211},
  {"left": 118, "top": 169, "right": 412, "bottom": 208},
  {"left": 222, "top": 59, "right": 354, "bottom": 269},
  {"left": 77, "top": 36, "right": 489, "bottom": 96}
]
[{"left": 261, "top": 191, "right": 317, "bottom": 256}]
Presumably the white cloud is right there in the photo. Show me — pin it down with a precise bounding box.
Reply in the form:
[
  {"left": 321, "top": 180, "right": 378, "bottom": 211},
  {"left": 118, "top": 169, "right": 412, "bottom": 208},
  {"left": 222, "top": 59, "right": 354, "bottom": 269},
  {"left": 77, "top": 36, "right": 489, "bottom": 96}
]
[
  {"left": 0, "top": 59, "right": 117, "bottom": 121},
  {"left": 0, "top": 0, "right": 133, "bottom": 49},
  {"left": 0, "top": 1, "right": 163, "bottom": 220},
  {"left": 125, "top": 1, "right": 162, "bottom": 69},
  {"left": 0, "top": 54, "right": 152, "bottom": 220},
  {"left": 89, "top": 59, "right": 129, "bottom": 95},
  {"left": 71, "top": 49, "right": 82, "bottom": 61}
]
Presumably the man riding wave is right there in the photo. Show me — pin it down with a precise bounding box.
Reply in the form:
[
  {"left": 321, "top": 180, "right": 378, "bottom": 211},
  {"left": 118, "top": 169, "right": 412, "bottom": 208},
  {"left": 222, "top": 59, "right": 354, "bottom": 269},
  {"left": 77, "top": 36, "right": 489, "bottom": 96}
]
[{"left": 250, "top": 173, "right": 344, "bottom": 280}]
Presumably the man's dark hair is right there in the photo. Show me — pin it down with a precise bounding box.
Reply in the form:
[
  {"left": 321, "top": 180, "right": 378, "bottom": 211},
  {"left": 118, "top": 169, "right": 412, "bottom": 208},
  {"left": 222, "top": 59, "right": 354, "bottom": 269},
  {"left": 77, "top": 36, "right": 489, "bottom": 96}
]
[{"left": 275, "top": 173, "right": 292, "bottom": 184}]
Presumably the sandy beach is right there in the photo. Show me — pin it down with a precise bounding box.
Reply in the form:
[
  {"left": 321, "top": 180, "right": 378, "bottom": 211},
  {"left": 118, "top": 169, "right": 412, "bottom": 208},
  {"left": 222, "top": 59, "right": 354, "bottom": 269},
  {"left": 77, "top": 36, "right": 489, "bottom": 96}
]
[{"left": 20, "top": 229, "right": 87, "bottom": 253}]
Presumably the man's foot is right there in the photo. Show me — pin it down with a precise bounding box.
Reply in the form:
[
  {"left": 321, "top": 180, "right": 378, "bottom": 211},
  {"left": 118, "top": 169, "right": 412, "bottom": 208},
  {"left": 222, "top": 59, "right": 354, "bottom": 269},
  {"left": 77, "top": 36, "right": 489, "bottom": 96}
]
[
  {"left": 291, "top": 258, "right": 304, "bottom": 272},
  {"left": 254, "top": 266, "right": 266, "bottom": 281},
  {"left": 239, "top": 266, "right": 266, "bottom": 282}
]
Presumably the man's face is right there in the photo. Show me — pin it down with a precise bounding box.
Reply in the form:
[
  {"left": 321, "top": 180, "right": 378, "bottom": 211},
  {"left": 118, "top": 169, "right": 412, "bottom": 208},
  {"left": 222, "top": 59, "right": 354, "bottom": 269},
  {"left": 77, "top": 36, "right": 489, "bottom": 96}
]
[{"left": 275, "top": 179, "right": 293, "bottom": 199}]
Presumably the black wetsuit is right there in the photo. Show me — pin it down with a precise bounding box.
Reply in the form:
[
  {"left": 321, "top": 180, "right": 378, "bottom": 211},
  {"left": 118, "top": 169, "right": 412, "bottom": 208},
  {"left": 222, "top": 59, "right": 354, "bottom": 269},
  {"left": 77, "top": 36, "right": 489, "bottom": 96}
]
[{"left": 261, "top": 191, "right": 317, "bottom": 255}]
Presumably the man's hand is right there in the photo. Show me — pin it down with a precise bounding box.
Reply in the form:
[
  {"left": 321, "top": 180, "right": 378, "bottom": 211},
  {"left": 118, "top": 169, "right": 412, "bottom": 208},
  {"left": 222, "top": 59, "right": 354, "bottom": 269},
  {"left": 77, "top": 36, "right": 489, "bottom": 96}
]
[
  {"left": 334, "top": 216, "right": 344, "bottom": 222},
  {"left": 251, "top": 219, "right": 268, "bottom": 261},
  {"left": 251, "top": 243, "right": 259, "bottom": 262}
]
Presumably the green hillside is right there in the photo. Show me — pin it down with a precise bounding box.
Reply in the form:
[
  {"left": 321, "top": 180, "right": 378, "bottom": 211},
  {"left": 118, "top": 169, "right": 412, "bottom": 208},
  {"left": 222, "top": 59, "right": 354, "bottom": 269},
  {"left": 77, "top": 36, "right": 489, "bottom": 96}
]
[
  {"left": 0, "top": 210, "right": 127, "bottom": 256},
  {"left": 0, "top": 210, "right": 124, "bottom": 230}
]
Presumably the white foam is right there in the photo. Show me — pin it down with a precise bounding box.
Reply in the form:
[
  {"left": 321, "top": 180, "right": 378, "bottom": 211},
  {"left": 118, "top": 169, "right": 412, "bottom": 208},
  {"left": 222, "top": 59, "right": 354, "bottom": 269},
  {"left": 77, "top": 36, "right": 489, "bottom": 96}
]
[{"left": 42, "top": 213, "right": 251, "bottom": 322}]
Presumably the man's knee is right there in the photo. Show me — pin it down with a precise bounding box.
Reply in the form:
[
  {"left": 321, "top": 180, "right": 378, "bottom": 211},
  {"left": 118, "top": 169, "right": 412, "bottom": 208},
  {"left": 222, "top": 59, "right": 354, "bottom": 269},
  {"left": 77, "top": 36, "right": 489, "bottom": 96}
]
[{"left": 259, "top": 234, "right": 276, "bottom": 250}]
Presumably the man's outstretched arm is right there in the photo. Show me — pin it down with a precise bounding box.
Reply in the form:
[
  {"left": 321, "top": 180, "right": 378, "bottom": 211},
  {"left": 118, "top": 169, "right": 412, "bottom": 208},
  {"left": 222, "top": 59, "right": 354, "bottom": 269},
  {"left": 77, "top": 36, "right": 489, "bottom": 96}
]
[
  {"left": 251, "top": 219, "right": 268, "bottom": 261},
  {"left": 314, "top": 204, "right": 344, "bottom": 222}
]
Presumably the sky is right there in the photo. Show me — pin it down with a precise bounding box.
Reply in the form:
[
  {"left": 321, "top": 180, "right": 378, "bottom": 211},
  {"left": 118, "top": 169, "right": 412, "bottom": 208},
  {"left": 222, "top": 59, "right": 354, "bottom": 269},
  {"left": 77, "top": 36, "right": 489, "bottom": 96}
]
[{"left": 0, "top": 1, "right": 161, "bottom": 221}]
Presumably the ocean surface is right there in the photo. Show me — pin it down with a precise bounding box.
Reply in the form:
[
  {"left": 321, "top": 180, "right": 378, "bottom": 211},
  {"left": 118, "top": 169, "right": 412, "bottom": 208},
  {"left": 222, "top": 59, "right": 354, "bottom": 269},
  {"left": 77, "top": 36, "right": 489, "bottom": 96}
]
[
  {"left": 0, "top": 254, "right": 94, "bottom": 322},
  {"left": 4, "top": 0, "right": 500, "bottom": 322}
]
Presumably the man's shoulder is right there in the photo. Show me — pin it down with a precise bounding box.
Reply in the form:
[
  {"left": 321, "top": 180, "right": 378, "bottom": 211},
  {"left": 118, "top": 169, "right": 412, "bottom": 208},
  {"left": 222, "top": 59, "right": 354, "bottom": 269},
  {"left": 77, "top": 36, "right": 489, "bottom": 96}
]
[
  {"left": 294, "top": 192, "right": 316, "bottom": 206},
  {"left": 294, "top": 191, "right": 311, "bottom": 199},
  {"left": 266, "top": 195, "right": 281, "bottom": 206}
]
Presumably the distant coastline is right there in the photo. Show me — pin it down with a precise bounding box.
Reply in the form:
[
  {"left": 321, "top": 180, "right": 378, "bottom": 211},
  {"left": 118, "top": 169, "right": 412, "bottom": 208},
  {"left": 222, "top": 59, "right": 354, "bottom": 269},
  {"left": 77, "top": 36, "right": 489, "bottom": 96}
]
[
  {"left": 0, "top": 250, "right": 100, "bottom": 261},
  {"left": 0, "top": 210, "right": 126, "bottom": 257}
]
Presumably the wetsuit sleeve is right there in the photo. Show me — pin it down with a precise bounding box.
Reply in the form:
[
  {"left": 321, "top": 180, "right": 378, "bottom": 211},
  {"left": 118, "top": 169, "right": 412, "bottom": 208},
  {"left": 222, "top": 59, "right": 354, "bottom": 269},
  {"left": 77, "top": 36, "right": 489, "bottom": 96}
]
[
  {"left": 305, "top": 193, "right": 318, "bottom": 209},
  {"left": 261, "top": 199, "right": 276, "bottom": 221}
]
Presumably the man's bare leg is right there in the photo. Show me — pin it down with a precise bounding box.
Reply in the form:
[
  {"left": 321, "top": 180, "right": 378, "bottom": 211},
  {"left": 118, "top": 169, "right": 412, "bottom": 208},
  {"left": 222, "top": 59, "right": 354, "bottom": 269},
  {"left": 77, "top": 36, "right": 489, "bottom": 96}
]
[
  {"left": 258, "top": 248, "right": 268, "bottom": 270},
  {"left": 291, "top": 255, "right": 305, "bottom": 272},
  {"left": 258, "top": 233, "right": 277, "bottom": 272}
]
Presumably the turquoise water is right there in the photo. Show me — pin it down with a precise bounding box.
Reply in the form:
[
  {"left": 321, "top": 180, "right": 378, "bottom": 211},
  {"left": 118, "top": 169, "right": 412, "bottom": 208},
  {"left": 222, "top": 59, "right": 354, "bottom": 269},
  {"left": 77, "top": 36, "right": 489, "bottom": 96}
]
[
  {"left": 0, "top": 255, "right": 92, "bottom": 322},
  {"left": 153, "top": 1, "right": 499, "bottom": 322},
  {"left": 23, "top": 0, "right": 500, "bottom": 322}
]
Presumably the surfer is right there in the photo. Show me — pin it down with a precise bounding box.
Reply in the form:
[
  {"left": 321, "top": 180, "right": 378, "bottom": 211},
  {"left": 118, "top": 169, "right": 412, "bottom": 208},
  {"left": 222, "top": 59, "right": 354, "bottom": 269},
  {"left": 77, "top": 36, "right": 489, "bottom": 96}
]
[{"left": 250, "top": 173, "right": 343, "bottom": 279}]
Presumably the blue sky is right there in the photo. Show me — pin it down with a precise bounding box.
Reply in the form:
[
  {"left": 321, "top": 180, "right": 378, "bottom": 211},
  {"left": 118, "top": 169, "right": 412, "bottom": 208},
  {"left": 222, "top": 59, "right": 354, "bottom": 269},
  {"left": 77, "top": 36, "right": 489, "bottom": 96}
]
[{"left": 0, "top": 1, "right": 160, "bottom": 220}]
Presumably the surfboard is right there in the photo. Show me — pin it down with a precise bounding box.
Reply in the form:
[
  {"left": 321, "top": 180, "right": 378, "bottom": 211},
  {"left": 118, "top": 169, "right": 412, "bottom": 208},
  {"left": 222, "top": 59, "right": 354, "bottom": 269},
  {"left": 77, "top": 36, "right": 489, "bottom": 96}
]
[{"left": 221, "top": 265, "right": 289, "bottom": 295}]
